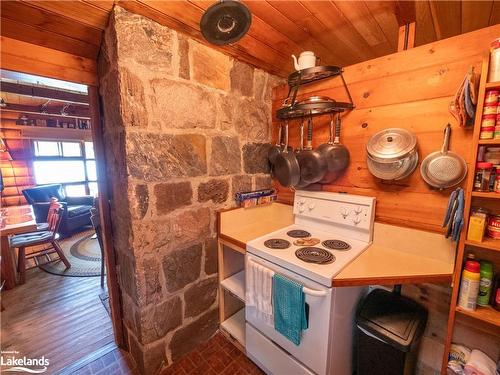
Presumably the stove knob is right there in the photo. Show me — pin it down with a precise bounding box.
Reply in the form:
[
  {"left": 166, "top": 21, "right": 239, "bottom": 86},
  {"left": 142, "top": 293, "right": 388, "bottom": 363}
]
[
  {"left": 341, "top": 207, "right": 349, "bottom": 218},
  {"left": 299, "top": 206, "right": 305, "bottom": 213},
  {"left": 308, "top": 203, "right": 315, "bottom": 211},
  {"left": 354, "top": 206, "right": 362, "bottom": 215},
  {"left": 353, "top": 216, "right": 362, "bottom": 225}
]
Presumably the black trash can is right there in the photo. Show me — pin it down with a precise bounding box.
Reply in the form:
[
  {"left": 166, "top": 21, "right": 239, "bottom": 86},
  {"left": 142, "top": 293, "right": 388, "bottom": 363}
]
[{"left": 355, "top": 288, "right": 428, "bottom": 375}]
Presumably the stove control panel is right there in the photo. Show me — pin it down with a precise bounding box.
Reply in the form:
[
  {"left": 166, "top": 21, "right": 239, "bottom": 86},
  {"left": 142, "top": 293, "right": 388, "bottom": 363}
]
[{"left": 293, "top": 191, "right": 376, "bottom": 240}]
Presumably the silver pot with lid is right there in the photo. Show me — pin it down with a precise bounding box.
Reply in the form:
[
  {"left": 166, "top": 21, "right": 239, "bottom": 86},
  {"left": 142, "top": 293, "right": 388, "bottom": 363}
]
[{"left": 366, "top": 128, "right": 419, "bottom": 180}]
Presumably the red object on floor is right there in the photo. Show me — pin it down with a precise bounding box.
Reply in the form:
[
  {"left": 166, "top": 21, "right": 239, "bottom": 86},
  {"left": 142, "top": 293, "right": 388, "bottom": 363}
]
[{"left": 161, "top": 332, "right": 263, "bottom": 375}]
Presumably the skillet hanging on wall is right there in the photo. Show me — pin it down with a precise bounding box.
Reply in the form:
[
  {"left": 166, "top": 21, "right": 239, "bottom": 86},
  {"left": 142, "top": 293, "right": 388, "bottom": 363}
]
[{"left": 200, "top": 1, "right": 252, "bottom": 46}]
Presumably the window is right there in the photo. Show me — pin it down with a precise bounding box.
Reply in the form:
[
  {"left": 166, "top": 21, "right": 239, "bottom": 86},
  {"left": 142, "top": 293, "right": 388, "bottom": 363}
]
[{"left": 32, "top": 140, "right": 98, "bottom": 197}]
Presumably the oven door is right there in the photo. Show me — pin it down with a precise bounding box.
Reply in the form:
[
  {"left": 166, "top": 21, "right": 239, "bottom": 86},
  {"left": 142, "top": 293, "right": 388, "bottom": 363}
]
[{"left": 245, "top": 254, "right": 333, "bottom": 375}]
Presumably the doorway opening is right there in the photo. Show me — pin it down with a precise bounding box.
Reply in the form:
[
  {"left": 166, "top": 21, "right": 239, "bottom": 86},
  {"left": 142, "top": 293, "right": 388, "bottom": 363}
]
[{"left": 0, "top": 69, "right": 124, "bottom": 373}]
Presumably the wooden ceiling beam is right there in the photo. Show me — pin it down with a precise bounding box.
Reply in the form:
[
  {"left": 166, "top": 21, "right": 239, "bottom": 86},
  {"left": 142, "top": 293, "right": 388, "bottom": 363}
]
[
  {"left": 3, "top": 103, "right": 90, "bottom": 118},
  {"left": 0, "top": 17, "right": 99, "bottom": 59},
  {"left": 22, "top": 0, "right": 111, "bottom": 30},
  {"left": 1, "top": 1, "right": 102, "bottom": 45},
  {"left": 395, "top": 0, "right": 417, "bottom": 26},
  {"left": 0, "top": 82, "right": 89, "bottom": 104}
]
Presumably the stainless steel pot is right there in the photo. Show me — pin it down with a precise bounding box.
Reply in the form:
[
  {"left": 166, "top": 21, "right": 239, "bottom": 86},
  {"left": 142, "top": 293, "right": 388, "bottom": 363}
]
[{"left": 366, "top": 128, "right": 419, "bottom": 180}]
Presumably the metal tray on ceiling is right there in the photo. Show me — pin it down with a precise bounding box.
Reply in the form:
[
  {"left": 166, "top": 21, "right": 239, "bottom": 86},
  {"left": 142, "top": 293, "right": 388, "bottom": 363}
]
[{"left": 288, "top": 65, "right": 343, "bottom": 87}]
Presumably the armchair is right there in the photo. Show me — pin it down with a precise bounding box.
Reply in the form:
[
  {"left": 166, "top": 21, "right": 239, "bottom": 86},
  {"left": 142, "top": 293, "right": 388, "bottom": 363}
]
[{"left": 22, "top": 184, "right": 93, "bottom": 237}]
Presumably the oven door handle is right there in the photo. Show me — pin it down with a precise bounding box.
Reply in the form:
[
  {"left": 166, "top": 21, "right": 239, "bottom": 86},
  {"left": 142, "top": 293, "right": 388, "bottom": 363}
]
[
  {"left": 247, "top": 256, "right": 328, "bottom": 298},
  {"left": 302, "top": 287, "right": 327, "bottom": 297}
]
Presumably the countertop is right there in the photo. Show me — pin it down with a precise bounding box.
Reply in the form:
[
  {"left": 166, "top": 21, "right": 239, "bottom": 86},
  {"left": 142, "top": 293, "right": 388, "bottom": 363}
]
[{"left": 218, "top": 202, "right": 454, "bottom": 286}]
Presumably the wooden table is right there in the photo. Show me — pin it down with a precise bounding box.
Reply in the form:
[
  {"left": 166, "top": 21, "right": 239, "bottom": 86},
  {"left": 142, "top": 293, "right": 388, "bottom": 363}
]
[{"left": 1, "top": 205, "right": 37, "bottom": 289}]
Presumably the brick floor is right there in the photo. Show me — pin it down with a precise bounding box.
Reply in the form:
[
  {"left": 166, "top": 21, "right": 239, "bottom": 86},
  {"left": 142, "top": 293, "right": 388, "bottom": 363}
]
[
  {"left": 72, "top": 332, "right": 263, "bottom": 375},
  {"left": 161, "top": 332, "right": 264, "bottom": 375}
]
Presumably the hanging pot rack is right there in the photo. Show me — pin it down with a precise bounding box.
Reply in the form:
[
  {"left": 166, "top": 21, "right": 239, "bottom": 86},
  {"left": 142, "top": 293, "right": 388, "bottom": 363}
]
[{"left": 276, "top": 65, "right": 355, "bottom": 120}]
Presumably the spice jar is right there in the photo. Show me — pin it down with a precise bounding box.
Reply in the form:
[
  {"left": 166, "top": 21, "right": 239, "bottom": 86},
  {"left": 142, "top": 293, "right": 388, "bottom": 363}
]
[
  {"left": 487, "top": 215, "right": 500, "bottom": 239},
  {"left": 490, "top": 166, "right": 498, "bottom": 191},
  {"left": 474, "top": 162, "right": 493, "bottom": 191},
  {"left": 495, "top": 126, "right": 500, "bottom": 139},
  {"left": 482, "top": 114, "right": 497, "bottom": 127},
  {"left": 484, "top": 105, "right": 498, "bottom": 116},
  {"left": 485, "top": 90, "right": 499, "bottom": 105},
  {"left": 485, "top": 147, "right": 500, "bottom": 164},
  {"left": 480, "top": 126, "right": 495, "bottom": 139},
  {"left": 489, "top": 38, "right": 500, "bottom": 82},
  {"left": 495, "top": 174, "right": 500, "bottom": 193}
]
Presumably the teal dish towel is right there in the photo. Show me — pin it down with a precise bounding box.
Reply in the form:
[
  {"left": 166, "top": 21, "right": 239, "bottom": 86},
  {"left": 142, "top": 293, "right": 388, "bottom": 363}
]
[{"left": 272, "top": 274, "right": 308, "bottom": 345}]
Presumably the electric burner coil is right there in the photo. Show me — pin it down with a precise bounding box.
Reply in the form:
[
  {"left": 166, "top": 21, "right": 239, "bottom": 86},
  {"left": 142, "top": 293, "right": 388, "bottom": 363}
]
[{"left": 295, "top": 247, "right": 335, "bottom": 264}]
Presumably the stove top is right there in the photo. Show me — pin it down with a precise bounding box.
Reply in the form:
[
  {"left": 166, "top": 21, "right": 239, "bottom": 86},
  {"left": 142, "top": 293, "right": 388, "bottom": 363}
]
[
  {"left": 246, "top": 191, "right": 376, "bottom": 286},
  {"left": 247, "top": 224, "right": 370, "bottom": 286}
]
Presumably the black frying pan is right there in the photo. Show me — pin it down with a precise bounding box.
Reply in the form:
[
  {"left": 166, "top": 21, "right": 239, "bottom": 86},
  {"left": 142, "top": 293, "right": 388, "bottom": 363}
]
[
  {"left": 297, "top": 116, "right": 326, "bottom": 185},
  {"left": 295, "top": 120, "right": 310, "bottom": 188},
  {"left": 274, "top": 122, "right": 300, "bottom": 187},
  {"left": 268, "top": 123, "right": 284, "bottom": 165}
]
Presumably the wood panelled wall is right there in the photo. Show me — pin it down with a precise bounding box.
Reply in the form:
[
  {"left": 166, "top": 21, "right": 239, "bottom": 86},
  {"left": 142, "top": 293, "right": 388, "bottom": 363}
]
[
  {"left": 0, "top": 136, "right": 34, "bottom": 207},
  {"left": 272, "top": 24, "right": 500, "bottom": 233}
]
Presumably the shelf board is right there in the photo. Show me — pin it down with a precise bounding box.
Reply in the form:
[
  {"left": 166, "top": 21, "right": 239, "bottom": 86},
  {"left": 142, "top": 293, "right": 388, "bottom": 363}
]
[
  {"left": 471, "top": 191, "right": 500, "bottom": 199},
  {"left": 220, "top": 270, "right": 245, "bottom": 302},
  {"left": 220, "top": 308, "right": 245, "bottom": 346},
  {"left": 0, "top": 124, "right": 92, "bottom": 141},
  {"left": 478, "top": 139, "right": 500, "bottom": 145},
  {"left": 456, "top": 305, "right": 500, "bottom": 327},
  {"left": 465, "top": 237, "right": 500, "bottom": 252},
  {"left": 485, "top": 81, "right": 500, "bottom": 89}
]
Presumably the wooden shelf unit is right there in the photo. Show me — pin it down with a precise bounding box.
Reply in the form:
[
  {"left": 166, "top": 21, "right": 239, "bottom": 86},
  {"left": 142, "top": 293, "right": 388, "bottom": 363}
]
[
  {"left": 456, "top": 305, "right": 500, "bottom": 328},
  {"left": 471, "top": 191, "right": 500, "bottom": 199},
  {"left": 485, "top": 80, "right": 500, "bottom": 89},
  {"left": 217, "top": 237, "right": 246, "bottom": 352},
  {"left": 464, "top": 237, "right": 500, "bottom": 252},
  {"left": 441, "top": 54, "right": 500, "bottom": 372},
  {"left": 478, "top": 139, "right": 500, "bottom": 145}
]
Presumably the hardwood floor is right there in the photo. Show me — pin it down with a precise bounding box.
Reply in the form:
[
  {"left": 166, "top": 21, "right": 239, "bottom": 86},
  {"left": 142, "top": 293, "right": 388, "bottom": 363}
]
[{"left": 0, "top": 265, "right": 113, "bottom": 373}]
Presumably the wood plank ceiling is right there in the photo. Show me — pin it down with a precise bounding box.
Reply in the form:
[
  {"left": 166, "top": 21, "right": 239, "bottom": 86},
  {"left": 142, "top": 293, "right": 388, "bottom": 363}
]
[{"left": 1, "top": 1, "right": 499, "bottom": 78}]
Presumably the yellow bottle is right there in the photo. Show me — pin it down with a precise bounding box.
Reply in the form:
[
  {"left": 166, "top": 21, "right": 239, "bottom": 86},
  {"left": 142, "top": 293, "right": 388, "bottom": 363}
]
[{"left": 458, "top": 260, "right": 481, "bottom": 311}]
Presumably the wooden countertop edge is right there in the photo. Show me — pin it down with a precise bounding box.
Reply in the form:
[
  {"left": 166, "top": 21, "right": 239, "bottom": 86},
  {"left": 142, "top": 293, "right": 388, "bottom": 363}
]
[
  {"left": 218, "top": 233, "right": 247, "bottom": 251},
  {"left": 331, "top": 273, "right": 452, "bottom": 287}
]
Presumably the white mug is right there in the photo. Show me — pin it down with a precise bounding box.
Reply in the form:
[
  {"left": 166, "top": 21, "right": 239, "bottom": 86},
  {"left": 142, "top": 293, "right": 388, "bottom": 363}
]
[{"left": 292, "top": 51, "right": 317, "bottom": 71}]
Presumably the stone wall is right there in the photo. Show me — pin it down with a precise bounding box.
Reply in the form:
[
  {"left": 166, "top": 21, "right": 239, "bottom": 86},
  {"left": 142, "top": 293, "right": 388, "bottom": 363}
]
[{"left": 98, "top": 7, "right": 281, "bottom": 374}]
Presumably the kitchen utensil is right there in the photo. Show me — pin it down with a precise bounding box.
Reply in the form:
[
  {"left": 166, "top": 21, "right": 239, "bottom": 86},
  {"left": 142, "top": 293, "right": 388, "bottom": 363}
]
[
  {"left": 366, "top": 128, "right": 417, "bottom": 163},
  {"left": 297, "top": 96, "right": 335, "bottom": 105},
  {"left": 200, "top": 0, "right": 252, "bottom": 46},
  {"left": 268, "top": 123, "right": 284, "bottom": 165},
  {"left": 366, "top": 151, "right": 418, "bottom": 180},
  {"left": 420, "top": 124, "right": 467, "bottom": 190},
  {"left": 292, "top": 51, "right": 317, "bottom": 71},
  {"left": 316, "top": 114, "right": 337, "bottom": 184},
  {"left": 318, "top": 114, "right": 350, "bottom": 183},
  {"left": 298, "top": 116, "right": 327, "bottom": 184},
  {"left": 366, "top": 128, "right": 418, "bottom": 180},
  {"left": 274, "top": 121, "right": 301, "bottom": 187},
  {"left": 295, "top": 120, "right": 310, "bottom": 188}
]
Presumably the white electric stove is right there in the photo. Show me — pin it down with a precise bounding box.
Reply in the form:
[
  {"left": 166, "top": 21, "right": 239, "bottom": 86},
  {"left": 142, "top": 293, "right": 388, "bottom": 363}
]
[{"left": 245, "top": 190, "right": 376, "bottom": 375}]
